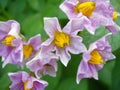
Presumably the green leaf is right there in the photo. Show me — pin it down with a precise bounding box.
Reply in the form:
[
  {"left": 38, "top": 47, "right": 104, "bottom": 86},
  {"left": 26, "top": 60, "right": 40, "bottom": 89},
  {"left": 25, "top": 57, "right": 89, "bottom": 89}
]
[
  {"left": 58, "top": 78, "right": 88, "bottom": 90},
  {"left": 112, "top": 49, "right": 120, "bottom": 90},
  {"left": 8, "top": 0, "right": 26, "bottom": 19},
  {"left": 109, "top": 32, "right": 120, "bottom": 51},
  {"left": 21, "top": 13, "right": 48, "bottom": 40},
  {"left": 0, "top": 62, "right": 18, "bottom": 90},
  {"left": 41, "top": 0, "right": 66, "bottom": 19},
  {"left": 0, "top": 73, "right": 10, "bottom": 90},
  {"left": 0, "top": 0, "right": 9, "bottom": 9},
  {"left": 27, "top": 0, "right": 45, "bottom": 12},
  {"left": 89, "top": 79, "right": 109, "bottom": 90},
  {"left": 80, "top": 26, "right": 109, "bottom": 48},
  {"left": 99, "top": 60, "right": 115, "bottom": 89},
  {"left": 111, "top": 0, "right": 120, "bottom": 11},
  {"left": 61, "top": 54, "right": 82, "bottom": 78},
  {"left": 0, "top": 62, "right": 17, "bottom": 77}
]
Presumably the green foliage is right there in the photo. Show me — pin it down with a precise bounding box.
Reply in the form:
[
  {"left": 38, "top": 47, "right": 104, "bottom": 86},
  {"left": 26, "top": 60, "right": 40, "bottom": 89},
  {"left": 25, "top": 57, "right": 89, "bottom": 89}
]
[
  {"left": 112, "top": 49, "right": 120, "bottom": 90},
  {"left": 0, "top": 0, "right": 120, "bottom": 90}
]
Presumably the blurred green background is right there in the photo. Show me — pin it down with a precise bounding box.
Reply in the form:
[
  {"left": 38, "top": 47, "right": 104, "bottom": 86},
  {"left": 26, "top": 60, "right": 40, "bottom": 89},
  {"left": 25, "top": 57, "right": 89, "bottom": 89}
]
[{"left": 0, "top": 0, "right": 120, "bottom": 90}]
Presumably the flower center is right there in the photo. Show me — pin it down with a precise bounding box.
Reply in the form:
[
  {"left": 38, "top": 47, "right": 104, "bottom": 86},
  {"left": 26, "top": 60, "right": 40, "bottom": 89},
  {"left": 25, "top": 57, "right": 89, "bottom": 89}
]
[
  {"left": 2, "top": 35, "right": 15, "bottom": 46},
  {"left": 23, "top": 44, "right": 34, "bottom": 59},
  {"left": 113, "top": 11, "right": 119, "bottom": 20},
  {"left": 53, "top": 31, "right": 70, "bottom": 48},
  {"left": 74, "top": 1, "right": 96, "bottom": 17},
  {"left": 88, "top": 50, "right": 105, "bottom": 64},
  {"left": 24, "top": 80, "right": 32, "bottom": 90},
  {"left": 44, "top": 64, "right": 52, "bottom": 71}
]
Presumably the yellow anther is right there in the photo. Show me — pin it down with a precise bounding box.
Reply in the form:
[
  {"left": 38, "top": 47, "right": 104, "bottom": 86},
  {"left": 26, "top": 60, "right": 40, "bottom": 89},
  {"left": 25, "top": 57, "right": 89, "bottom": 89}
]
[
  {"left": 53, "top": 31, "right": 70, "bottom": 48},
  {"left": 23, "top": 44, "right": 34, "bottom": 59},
  {"left": 74, "top": 2, "right": 96, "bottom": 17},
  {"left": 113, "top": 11, "right": 120, "bottom": 20},
  {"left": 2, "top": 35, "right": 15, "bottom": 46},
  {"left": 88, "top": 50, "right": 105, "bottom": 65}
]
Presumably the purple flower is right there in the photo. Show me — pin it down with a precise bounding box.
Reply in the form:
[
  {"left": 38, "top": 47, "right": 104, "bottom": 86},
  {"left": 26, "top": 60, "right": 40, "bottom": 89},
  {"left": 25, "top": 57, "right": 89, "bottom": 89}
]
[
  {"left": 26, "top": 51, "right": 58, "bottom": 79},
  {"left": 76, "top": 33, "right": 115, "bottom": 83},
  {"left": 22, "top": 34, "right": 42, "bottom": 63},
  {"left": 106, "top": 11, "right": 120, "bottom": 34},
  {"left": 0, "top": 20, "right": 42, "bottom": 67},
  {"left": 0, "top": 20, "right": 20, "bottom": 41},
  {"left": 0, "top": 20, "right": 23, "bottom": 67},
  {"left": 41, "top": 17, "right": 86, "bottom": 66},
  {"left": 8, "top": 71, "right": 48, "bottom": 90},
  {"left": 60, "top": 0, "right": 120, "bottom": 34}
]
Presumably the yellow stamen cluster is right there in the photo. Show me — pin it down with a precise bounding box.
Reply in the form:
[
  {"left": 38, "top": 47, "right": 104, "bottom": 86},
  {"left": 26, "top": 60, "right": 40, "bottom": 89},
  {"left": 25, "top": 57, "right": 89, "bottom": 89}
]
[
  {"left": 24, "top": 80, "right": 32, "bottom": 90},
  {"left": 88, "top": 50, "right": 105, "bottom": 64},
  {"left": 113, "top": 11, "right": 119, "bottom": 20},
  {"left": 74, "top": 2, "right": 96, "bottom": 17},
  {"left": 53, "top": 31, "right": 70, "bottom": 48},
  {"left": 2, "top": 35, "right": 15, "bottom": 46},
  {"left": 23, "top": 44, "right": 34, "bottom": 59}
]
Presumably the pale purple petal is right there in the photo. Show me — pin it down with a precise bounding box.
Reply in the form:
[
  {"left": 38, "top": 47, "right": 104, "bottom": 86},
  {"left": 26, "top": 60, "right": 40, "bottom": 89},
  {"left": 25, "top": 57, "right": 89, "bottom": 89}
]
[
  {"left": 12, "top": 38, "right": 22, "bottom": 47},
  {"left": 68, "top": 36, "right": 87, "bottom": 54},
  {"left": 33, "top": 81, "right": 48, "bottom": 90},
  {"left": 0, "top": 20, "right": 20, "bottom": 40},
  {"left": 89, "top": 33, "right": 111, "bottom": 51},
  {"left": 63, "top": 17, "right": 90, "bottom": 35},
  {"left": 66, "top": 0, "right": 78, "bottom": 3},
  {"left": 12, "top": 39, "right": 23, "bottom": 63},
  {"left": 41, "top": 38, "right": 54, "bottom": 53},
  {"left": 6, "top": 20, "right": 20, "bottom": 33},
  {"left": 42, "top": 38, "right": 53, "bottom": 46},
  {"left": 106, "top": 24, "right": 120, "bottom": 34},
  {"left": 59, "top": 0, "right": 77, "bottom": 19},
  {"left": 26, "top": 58, "right": 42, "bottom": 72},
  {"left": 76, "top": 60, "right": 89, "bottom": 84},
  {"left": 96, "top": 33, "right": 113, "bottom": 47},
  {"left": 0, "top": 44, "right": 8, "bottom": 57},
  {"left": 44, "top": 17, "right": 61, "bottom": 37},
  {"left": 88, "top": 64, "right": 99, "bottom": 80},
  {"left": 94, "top": 1, "right": 113, "bottom": 17},
  {"left": 56, "top": 48, "right": 70, "bottom": 66},
  {"left": 41, "top": 44, "right": 55, "bottom": 54},
  {"left": 2, "top": 52, "right": 13, "bottom": 68},
  {"left": 21, "top": 72, "right": 30, "bottom": 82},
  {"left": 77, "top": 59, "right": 99, "bottom": 84},
  {"left": 8, "top": 72, "right": 22, "bottom": 83},
  {"left": 0, "top": 20, "right": 19, "bottom": 34},
  {"left": 41, "top": 38, "right": 55, "bottom": 55},
  {"left": 0, "top": 31, "right": 7, "bottom": 41},
  {"left": 11, "top": 49, "right": 22, "bottom": 64},
  {"left": 43, "top": 64, "right": 56, "bottom": 77},
  {"left": 28, "top": 34, "right": 42, "bottom": 50},
  {"left": 10, "top": 82, "right": 24, "bottom": 90},
  {"left": 89, "top": 13, "right": 114, "bottom": 31},
  {"left": 82, "top": 52, "right": 91, "bottom": 62},
  {"left": 27, "top": 51, "right": 58, "bottom": 78},
  {"left": 99, "top": 48, "right": 115, "bottom": 61},
  {"left": 0, "top": 21, "right": 10, "bottom": 34},
  {"left": 8, "top": 21, "right": 20, "bottom": 38}
]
